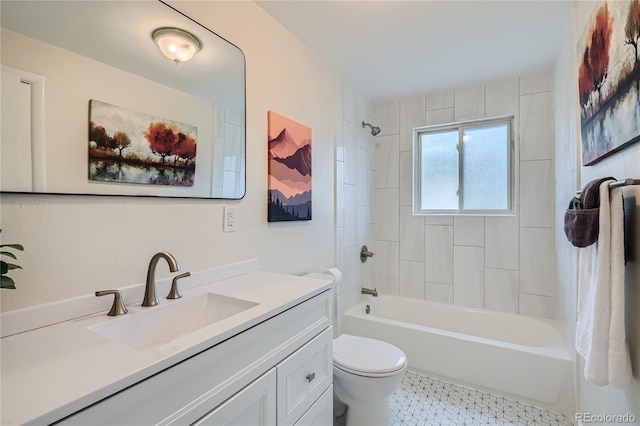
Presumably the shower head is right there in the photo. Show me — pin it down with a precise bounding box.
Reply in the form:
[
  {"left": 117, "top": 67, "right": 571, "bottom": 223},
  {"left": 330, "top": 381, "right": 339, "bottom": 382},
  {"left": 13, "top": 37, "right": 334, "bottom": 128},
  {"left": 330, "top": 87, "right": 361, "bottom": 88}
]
[{"left": 362, "top": 121, "right": 381, "bottom": 136}]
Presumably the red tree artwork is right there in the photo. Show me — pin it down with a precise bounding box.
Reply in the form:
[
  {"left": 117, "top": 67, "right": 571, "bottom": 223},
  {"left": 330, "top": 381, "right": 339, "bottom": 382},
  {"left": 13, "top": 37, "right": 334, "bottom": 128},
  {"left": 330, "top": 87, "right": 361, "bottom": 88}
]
[
  {"left": 144, "top": 122, "right": 180, "bottom": 165},
  {"left": 578, "top": 1, "right": 640, "bottom": 166},
  {"left": 578, "top": 3, "right": 613, "bottom": 113},
  {"left": 626, "top": 0, "right": 640, "bottom": 64}
]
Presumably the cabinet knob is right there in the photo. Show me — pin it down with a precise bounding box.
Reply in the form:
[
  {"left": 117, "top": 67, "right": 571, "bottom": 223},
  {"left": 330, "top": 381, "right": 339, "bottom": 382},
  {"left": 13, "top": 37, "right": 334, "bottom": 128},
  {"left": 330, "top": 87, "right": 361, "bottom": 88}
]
[{"left": 306, "top": 372, "right": 316, "bottom": 383}]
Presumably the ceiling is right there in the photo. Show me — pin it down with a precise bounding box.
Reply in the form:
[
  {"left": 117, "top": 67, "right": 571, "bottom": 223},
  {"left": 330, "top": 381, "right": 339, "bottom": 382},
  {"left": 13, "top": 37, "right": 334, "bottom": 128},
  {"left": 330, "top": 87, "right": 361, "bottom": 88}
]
[{"left": 256, "top": 1, "right": 574, "bottom": 100}]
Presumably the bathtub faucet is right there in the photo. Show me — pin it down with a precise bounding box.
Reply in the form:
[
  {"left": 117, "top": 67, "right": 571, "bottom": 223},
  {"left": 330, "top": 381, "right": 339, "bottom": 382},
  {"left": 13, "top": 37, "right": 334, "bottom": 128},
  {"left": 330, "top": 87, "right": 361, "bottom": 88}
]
[{"left": 361, "top": 287, "right": 378, "bottom": 297}]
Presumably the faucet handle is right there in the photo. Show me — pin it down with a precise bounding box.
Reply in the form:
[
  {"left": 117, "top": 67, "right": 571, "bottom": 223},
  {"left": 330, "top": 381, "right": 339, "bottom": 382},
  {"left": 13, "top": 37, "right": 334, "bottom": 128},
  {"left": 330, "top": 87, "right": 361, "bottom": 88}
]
[
  {"left": 95, "top": 290, "right": 128, "bottom": 316},
  {"left": 167, "top": 272, "right": 191, "bottom": 300}
]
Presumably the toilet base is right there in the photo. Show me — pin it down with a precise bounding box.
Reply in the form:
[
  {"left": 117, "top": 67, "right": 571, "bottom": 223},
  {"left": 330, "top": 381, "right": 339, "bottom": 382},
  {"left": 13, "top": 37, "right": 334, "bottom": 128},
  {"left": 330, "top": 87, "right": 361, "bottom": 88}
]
[{"left": 333, "top": 380, "right": 392, "bottom": 426}]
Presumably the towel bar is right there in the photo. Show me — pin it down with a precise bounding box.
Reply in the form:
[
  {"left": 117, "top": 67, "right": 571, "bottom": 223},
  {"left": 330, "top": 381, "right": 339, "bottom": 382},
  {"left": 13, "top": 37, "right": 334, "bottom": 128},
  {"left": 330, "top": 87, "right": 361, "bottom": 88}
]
[{"left": 576, "top": 178, "right": 639, "bottom": 195}]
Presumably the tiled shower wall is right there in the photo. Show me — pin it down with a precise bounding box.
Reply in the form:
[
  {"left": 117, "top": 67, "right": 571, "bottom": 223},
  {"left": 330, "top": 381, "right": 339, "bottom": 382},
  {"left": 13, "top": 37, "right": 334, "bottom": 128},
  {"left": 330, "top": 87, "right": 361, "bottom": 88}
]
[
  {"left": 335, "top": 77, "right": 376, "bottom": 335},
  {"left": 373, "top": 71, "right": 557, "bottom": 319}
]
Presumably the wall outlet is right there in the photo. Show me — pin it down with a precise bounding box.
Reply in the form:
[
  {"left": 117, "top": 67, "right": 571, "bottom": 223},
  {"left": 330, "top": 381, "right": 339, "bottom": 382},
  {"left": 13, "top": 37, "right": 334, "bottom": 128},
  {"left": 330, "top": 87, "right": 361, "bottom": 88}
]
[{"left": 223, "top": 206, "right": 237, "bottom": 232}]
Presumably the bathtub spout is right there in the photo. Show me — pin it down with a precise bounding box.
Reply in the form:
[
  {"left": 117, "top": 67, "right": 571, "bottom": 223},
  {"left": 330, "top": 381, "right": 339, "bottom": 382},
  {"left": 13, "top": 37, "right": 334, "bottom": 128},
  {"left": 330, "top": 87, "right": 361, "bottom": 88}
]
[{"left": 361, "top": 287, "right": 378, "bottom": 297}]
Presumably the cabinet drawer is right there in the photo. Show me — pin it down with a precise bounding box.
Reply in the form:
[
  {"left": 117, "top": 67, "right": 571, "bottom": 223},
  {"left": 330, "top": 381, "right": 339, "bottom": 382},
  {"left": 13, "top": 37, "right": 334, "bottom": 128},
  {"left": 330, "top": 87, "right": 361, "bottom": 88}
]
[
  {"left": 295, "top": 385, "right": 333, "bottom": 426},
  {"left": 277, "top": 327, "right": 332, "bottom": 426},
  {"left": 194, "top": 369, "right": 276, "bottom": 426}
]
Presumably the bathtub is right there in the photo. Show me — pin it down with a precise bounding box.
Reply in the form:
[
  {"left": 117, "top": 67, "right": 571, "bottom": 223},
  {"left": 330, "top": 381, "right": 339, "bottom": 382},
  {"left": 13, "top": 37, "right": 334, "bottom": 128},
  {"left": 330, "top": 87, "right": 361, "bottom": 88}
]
[{"left": 343, "top": 295, "right": 574, "bottom": 416}]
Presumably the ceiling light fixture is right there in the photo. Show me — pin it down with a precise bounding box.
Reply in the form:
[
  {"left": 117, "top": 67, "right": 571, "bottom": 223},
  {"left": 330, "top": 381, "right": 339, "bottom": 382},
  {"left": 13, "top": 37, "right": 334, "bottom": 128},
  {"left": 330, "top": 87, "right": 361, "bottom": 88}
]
[{"left": 152, "top": 27, "right": 201, "bottom": 64}]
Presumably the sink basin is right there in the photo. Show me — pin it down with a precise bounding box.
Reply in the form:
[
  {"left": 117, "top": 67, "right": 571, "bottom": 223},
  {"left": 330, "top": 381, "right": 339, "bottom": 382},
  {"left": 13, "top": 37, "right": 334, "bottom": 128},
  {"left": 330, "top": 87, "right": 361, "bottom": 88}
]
[{"left": 89, "top": 293, "right": 259, "bottom": 349}]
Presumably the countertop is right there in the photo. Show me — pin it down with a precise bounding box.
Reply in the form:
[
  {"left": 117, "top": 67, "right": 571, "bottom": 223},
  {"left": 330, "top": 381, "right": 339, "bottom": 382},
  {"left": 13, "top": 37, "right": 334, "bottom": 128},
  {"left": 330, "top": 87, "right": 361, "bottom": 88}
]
[{"left": 0, "top": 268, "right": 333, "bottom": 425}]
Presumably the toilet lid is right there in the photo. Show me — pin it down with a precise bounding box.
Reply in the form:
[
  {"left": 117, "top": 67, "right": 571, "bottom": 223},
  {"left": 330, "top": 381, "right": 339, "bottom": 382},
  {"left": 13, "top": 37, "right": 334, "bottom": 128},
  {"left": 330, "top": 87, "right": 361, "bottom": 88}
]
[{"left": 333, "top": 334, "right": 407, "bottom": 375}]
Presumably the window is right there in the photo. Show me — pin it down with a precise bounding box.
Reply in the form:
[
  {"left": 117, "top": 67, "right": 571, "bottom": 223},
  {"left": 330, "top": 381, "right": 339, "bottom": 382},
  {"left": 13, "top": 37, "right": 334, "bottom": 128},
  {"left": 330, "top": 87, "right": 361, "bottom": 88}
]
[{"left": 413, "top": 116, "right": 515, "bottom": 215}]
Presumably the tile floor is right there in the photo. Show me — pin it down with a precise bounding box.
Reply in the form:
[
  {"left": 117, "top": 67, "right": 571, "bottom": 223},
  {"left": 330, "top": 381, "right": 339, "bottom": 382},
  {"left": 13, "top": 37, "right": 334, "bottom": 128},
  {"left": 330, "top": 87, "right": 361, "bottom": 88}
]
[{"left": 389, "top": 371, "right": 574, "bottom": 426}]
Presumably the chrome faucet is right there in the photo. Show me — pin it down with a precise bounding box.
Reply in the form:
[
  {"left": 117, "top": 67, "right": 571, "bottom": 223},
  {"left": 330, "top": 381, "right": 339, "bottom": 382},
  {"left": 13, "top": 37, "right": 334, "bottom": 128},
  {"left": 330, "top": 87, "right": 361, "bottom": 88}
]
[
  {"left": 361, "top": 287, "right": 378, "bottom": 297},
  {"left": 142, "top": 252, "right": 180, "bottom": 307}
]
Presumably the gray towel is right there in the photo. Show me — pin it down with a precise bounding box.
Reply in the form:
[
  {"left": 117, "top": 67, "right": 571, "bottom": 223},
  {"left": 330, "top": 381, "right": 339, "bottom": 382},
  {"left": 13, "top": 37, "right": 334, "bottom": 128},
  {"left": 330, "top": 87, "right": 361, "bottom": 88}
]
[{"left": 564, "top": 177, "right": 615, "bottom": 247}]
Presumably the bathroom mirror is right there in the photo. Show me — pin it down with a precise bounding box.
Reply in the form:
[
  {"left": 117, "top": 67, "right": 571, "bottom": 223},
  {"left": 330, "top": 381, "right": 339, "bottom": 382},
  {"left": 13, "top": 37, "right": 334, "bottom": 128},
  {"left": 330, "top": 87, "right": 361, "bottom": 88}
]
[{"left": 0, "top": 0, "right": 246, "bottom": 199}]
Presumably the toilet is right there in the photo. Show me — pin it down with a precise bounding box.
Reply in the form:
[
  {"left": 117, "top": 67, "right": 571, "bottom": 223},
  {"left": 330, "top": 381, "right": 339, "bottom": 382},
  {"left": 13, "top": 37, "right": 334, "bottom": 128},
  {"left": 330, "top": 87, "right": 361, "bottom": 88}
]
[{"left": 332, "top": 333, "right": 407, "bottom": 426}]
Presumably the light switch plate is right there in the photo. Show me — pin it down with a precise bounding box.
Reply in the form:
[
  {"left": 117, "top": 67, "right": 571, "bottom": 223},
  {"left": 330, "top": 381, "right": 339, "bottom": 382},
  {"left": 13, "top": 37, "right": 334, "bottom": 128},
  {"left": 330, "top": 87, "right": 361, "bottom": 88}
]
[{"left": 223, "top": 206, "right": 237, "bottom": 232}]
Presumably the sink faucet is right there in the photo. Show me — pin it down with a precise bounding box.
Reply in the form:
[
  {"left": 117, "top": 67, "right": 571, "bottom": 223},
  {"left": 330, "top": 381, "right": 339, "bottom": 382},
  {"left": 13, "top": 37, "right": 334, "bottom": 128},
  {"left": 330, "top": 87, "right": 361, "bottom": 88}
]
[{"left": 142, "top": 252, "right": 180, "bottom": 307}]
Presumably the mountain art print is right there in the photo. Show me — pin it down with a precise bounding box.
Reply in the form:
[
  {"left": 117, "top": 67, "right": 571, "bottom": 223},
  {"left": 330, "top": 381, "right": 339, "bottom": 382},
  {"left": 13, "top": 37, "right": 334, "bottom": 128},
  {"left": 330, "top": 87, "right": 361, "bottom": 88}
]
[
  {"left": 88, "top": 99, "right": 197, "bottom": 186},
  {"left": 267, "top": 111, "right": 312, "bottom": 222},
  {"left": 578, "top": 0, "right": 640, "bottom": 165}
]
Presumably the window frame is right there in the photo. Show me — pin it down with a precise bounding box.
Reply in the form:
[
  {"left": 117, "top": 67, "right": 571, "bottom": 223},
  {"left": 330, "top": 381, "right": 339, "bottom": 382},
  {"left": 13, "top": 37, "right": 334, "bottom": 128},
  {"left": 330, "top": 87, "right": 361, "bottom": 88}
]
[{"left": 412, "top": 115, "right": 516, "bottom": 216}]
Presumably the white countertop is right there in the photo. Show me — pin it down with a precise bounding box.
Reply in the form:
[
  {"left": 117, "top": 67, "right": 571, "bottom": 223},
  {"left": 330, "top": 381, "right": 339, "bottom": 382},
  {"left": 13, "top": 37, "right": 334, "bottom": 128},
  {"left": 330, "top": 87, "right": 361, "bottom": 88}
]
[{"left": 0, "top": 267, "right": 333, "bottom": 425}]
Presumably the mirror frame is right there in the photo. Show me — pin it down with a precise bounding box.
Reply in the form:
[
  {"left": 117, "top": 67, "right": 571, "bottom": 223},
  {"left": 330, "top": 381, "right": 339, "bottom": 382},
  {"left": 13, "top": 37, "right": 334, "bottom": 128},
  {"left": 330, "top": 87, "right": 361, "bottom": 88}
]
[{"left": 0, "top": 0, "right": 246, "bottom": 200}]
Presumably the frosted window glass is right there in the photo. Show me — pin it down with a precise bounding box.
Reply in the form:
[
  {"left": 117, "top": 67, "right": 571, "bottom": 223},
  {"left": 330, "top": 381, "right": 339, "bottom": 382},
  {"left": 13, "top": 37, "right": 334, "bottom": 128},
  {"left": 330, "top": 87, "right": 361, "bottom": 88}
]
[
  {"left": 414, "top": 116, "right": 513, "bottom": 215},
  {"left": 462, "top": 124, "right": 508, "bottom": 210},
  {"left": 420, "top": 130, "right": 458, "bottom": 210}
]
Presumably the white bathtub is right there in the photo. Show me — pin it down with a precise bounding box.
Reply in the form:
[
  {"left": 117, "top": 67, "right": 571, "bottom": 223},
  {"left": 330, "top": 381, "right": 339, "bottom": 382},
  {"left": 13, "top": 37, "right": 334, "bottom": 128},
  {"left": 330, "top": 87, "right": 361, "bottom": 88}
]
[{"left": 343, "top": 295, "right": 574, "bottom": 416}]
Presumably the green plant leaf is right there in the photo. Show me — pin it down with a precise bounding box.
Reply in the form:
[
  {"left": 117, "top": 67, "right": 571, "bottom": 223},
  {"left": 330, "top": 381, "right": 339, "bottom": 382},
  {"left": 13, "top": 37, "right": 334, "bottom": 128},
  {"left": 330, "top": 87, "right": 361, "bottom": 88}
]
[
  {"left": 1, "top": 261, "right": 7, "bottom": 275},
  {"left": 0, "top": 244, "right": 24, "bottom": 251},
  {"left": 6, "top": 263, "right": 21, "bottom": 270},
  {"left": 1, "top": 275, "right": 16, "bottom": 289},
  {"left": 1, "top": 251, "right": 17, "bottom": 260}
]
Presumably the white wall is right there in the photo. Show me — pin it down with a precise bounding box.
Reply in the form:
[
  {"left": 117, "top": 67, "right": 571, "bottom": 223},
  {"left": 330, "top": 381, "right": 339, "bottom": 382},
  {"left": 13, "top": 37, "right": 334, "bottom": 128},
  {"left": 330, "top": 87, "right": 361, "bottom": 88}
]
[
  {"left": 372, "top": 71, "right": 557, "bottom": 318},
  {"left": 555, "top": 1, "right": 640, "bottom": 421},
  {"left": 334, "top": 78, "right": 375, "bottom": 335},
  {"left": 0, "top": 1, "right": 336, "bottom": 311}
]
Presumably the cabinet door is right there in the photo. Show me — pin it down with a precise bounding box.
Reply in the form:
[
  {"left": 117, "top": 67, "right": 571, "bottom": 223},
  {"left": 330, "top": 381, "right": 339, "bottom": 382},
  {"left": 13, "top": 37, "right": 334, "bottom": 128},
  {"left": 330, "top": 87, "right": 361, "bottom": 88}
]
[
  {"left": 277, "top": 327, "right": 332, "bottom": 425},
  {"left": 194, "top": 368, "right": 276, "bottom": 426},
  {"left": 294, "top": 385, "right": 333, "bottom": 426}
]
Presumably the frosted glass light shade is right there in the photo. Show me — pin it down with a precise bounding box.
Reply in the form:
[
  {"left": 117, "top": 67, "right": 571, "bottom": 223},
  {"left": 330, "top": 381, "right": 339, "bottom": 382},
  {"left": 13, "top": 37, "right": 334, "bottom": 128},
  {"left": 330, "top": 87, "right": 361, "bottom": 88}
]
[{"left": 152, "top": 27, "right": 201, "bottom": 63}]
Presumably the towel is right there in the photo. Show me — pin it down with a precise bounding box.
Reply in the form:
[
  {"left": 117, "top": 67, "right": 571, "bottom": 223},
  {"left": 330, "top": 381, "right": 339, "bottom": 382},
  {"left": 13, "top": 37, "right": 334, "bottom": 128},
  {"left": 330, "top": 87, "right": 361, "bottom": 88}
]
[
  {"left": 575, "top": 181, "right": 632, "bottom": 388},
  {"left": 607, "top": 187, "right": 632, "bottom": 387}
]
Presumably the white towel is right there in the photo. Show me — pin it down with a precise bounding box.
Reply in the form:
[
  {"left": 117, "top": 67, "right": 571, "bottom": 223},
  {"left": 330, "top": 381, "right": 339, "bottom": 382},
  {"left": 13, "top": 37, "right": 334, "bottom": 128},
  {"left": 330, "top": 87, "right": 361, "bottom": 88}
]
[
  {"left": 575, "top": 181, "right": 632, "bottom": 388},
  {"left": 607, "top": 187, "right": 632, "bottom": 388}
]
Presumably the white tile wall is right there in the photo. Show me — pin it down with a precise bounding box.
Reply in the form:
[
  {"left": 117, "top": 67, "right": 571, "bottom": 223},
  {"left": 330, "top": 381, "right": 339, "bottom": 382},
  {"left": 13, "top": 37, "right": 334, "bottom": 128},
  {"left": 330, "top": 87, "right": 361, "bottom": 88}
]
[
  {"left": 453, "top": 246, "right": 485, "bottom": 308},
  {"left": 373, "top": 70, "right": 556, "bottom": 318},
  {"left": 519, "top": 227, "right": 555, "bottom": 297},
  {"left": 375, "top": 241, "right": 399, "bottom": 294},
  {"left": 519, "top": 293, "right": 555, "bottom": 319},
  {"left": 424, "top": 225, "right": 454, "bottom": 284},
  {"left": 453, "top": 216, "right": 485, "bottom": 247},
  {"left": 425, "top": 282, "right": 454, "bottom": 304},
  {"left": 484, "top": 268, "right": 518, "bottom": 313},
  {"left": 426, "top": 107, "right": 454, "bottom": 126},
  {"left": 454, "top": 84, "right": 486, "bottom": 120},
  {"left": 485, "top": 78, "right": 519, "bottom": 117},
  {"left": 399, "top": 206, "right": 425, "bottom": 261},
  {"left": 374, "top": 135, "right": 400, "bottom": 188},
  {"left": 484, "top": 215, "right": 519, "bottom": 270},
  {"left": 400, "top": 95, "right": 426, "bottom": 151},
  {"left": 520, "top": 160, "right": 554, "bottom": 228},
  {"left": 336, "top": 77, "right": 376, "bottom": 325},
  {"left": 520, "top": 91, "right": 553, "bottom": 161},
  {"left": 399, "top": 260, "right": 425, "bottom": 299},
  {"left": 399, "top": 151, "right": 413, "bottom": 206},
  {"left": 376, "top": 189, "right": 399, "bottom": 241},
  {"left": 356, "top": 146, "right": 368, "bottom": 206},
  {"left": 426, "top": 88, "right": 454, "bottom": 110},
  {"left": 376, "top": 98, "right": 400, "bottom": 136}
]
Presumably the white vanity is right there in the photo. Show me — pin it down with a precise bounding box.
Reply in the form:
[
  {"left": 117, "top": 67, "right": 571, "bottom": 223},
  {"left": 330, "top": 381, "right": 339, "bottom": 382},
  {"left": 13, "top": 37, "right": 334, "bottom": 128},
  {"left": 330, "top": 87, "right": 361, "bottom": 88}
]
[{"left": 0, "top": 261, "right": 333, "bottom": 425}]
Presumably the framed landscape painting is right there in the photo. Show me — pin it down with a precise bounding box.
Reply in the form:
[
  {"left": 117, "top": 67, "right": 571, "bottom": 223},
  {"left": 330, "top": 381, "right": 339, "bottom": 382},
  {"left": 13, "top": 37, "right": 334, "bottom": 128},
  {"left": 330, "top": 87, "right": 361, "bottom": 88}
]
[
  {"left": 267, "top": 111, "right": 312, "bottom": 222},
  {"left": 88, "top": 99, "right": 197, "bottom": 186},
  {"left": 578, "top": 0, "right": 640, "bottom": 166}
]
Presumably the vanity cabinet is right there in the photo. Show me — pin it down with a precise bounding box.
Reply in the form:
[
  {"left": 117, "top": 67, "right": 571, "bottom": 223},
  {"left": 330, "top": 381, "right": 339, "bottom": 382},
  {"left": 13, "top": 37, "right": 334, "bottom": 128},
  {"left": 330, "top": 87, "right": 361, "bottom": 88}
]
[
  {"left": 57, "top": 289, "right": 333, "bottom": 426},
  {"left": 194, "top": 369, "right": 276, "bottom": 426}
]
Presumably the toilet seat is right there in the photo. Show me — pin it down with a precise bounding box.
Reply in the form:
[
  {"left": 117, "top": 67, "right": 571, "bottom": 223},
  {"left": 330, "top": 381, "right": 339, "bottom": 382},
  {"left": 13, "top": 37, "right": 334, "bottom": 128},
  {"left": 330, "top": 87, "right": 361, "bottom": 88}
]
[{"left": 333, "top": 334, "right": 407, "bottom": 377}]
